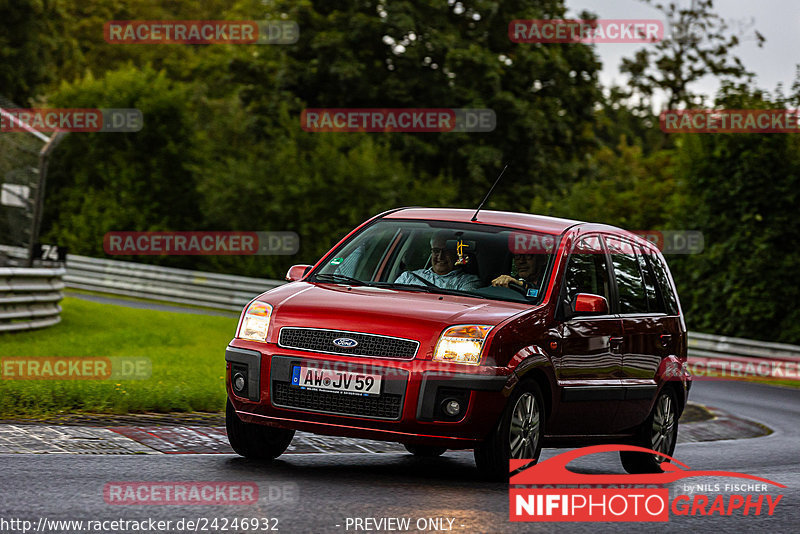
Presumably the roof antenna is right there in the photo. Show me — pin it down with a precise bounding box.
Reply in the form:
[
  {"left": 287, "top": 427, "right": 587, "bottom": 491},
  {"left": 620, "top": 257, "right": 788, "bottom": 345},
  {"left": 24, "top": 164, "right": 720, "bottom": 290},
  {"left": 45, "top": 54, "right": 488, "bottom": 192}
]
[{"left": 471, "top": 160, "right": 511, "bottom": 221}]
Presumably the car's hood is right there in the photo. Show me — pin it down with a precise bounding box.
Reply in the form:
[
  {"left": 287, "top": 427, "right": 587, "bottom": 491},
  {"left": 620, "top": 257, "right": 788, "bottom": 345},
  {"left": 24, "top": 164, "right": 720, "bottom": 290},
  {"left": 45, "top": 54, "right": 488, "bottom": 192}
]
[{"left": 257, "top": 282, "right": 532, "bottom": 351}]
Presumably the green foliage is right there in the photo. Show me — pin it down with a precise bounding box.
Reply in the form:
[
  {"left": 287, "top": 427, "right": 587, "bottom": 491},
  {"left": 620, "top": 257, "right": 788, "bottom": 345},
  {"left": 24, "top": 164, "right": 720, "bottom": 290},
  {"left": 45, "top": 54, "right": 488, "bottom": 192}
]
[
  {"left": 668, "top": 90, "right": 800, "bottom": 343},
  {"left": 0, "top": 0, "right": 78, "bottom": 105},
  {"left": 233, "top": 0, "right": 603, "bottom": 209},
  {"left": 195, "top": 105, "right": 457, "bottom": 275},
  {"left": 0, "top": 296, "right": 236, "bottom": 416},
  {"left": 530, "top": 138, "right": 678, "bottom": 230},
  {"left": 621, "top": 0, "right": 764, "bottom": 109},
  {"left": 42, "top": 65, "right": 205, "bottom": 267}
]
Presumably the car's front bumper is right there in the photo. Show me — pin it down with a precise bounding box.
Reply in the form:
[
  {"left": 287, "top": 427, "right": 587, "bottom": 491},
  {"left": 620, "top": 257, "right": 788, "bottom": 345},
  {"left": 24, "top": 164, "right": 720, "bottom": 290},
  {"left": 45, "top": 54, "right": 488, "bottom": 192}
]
[{"left": 225, "top": 341, "right": 511, "bottom": 447}]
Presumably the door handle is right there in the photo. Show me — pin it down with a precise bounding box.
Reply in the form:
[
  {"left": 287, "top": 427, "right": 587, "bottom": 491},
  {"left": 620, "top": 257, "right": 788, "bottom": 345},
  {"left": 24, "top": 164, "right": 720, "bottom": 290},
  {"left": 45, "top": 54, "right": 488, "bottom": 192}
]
[
  {"left": 609, "top": 336, "right": 624, "bottom": 352},
  {"left": 660, "top": 334, "right": 673, "bottom": 347}
]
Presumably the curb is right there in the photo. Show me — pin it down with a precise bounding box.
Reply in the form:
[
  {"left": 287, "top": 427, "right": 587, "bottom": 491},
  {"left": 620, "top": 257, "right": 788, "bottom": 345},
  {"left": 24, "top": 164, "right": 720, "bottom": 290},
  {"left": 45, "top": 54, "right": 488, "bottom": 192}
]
[{"left": 0, "top": 403, "right": 770, "bottom": 455}]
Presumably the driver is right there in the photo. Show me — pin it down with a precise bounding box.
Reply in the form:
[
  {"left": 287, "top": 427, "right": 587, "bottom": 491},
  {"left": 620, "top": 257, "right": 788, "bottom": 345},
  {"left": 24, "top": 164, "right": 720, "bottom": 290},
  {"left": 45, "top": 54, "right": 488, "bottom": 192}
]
[
  {"left": 491, "top": 253, "right": 547, "bottom": 290},
  {"left": 394, "top": 231, "right": 481, "bottom": 291}
]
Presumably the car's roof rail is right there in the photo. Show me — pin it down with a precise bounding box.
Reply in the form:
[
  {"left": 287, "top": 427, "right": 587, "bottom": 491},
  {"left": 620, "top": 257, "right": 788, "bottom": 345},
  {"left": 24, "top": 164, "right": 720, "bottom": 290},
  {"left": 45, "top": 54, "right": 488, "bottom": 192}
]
[{"left": 374, "top": 206, "right": 420, "bottom": 219}]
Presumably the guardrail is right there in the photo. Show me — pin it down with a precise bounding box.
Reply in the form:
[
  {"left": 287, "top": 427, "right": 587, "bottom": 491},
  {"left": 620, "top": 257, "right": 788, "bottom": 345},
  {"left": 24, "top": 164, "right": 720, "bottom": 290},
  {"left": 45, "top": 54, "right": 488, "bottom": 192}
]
[
  {"left": 687, "top": 331, "right": 800, "bottom": 379},
  {"left": 1, "top": 245, "right": 282, "bottom": 312},
  {"left": 688, "top": 332, "right": 800, "bottom": 362},
  {"left": 64, "top": 254, "right": 283, "bottom": 312},
  {"left": 0, "top": 267, "right": 65, "bottom": 332}
]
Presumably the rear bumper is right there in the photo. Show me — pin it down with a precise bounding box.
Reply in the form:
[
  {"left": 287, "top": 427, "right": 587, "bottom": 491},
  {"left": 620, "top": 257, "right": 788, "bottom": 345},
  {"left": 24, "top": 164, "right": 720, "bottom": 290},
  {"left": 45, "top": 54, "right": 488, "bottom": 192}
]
[{"left": 225, "top": 343, "right": 510, "bottom": 446}]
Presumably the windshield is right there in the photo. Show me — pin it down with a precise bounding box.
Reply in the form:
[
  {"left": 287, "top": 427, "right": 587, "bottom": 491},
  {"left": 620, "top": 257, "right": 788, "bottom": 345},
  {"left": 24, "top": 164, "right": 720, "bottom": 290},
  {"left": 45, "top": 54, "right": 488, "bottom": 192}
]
[{"left": 311, "top": 219, "right": 559, "bottom": 304}]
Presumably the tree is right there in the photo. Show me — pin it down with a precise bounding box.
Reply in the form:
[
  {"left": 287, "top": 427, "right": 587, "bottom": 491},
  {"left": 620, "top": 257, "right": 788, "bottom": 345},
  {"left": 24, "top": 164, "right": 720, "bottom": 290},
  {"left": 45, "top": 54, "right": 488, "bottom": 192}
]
[
  {"left": 0, "top": 0, "right": 78, "bottom": 104},
  {"left": 229, "top": 0, "right": 603, "bottom": 211},
  {"left": 529, "top": 137, "right": 678, "bottom": 230},
  {"left": 195, "top": 105, "right": 457, "bottom": 277},
  {"left": 667, "top": 89, "right": 800, "bottom": 343},
  {"left": 620, "top": 0, "right": 764, "bottom": 110},
  {"left": 41, "top": 66, "right": 205, "bottom": 268}
]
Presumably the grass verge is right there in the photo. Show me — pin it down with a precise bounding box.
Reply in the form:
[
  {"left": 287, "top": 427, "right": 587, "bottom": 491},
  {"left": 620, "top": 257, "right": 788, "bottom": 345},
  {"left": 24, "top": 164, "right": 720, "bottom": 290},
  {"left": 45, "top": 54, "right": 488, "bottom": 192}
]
[{"left": 0, "top": 297, "right": 237, "bottom": 417}]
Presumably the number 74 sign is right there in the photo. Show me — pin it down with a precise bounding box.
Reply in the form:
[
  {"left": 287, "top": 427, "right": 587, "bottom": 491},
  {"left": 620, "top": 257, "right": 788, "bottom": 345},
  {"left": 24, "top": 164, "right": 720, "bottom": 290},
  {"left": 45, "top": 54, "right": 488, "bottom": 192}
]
[{"left": 33, "top": 243, "right": 67, "bottom": 263}]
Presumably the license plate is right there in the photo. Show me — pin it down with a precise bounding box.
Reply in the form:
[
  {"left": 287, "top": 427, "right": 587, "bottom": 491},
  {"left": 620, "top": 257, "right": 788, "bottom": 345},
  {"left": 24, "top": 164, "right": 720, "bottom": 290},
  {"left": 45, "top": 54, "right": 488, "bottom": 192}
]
[{"left": 290, "top": 365, "right": 382, "bottom": 396}]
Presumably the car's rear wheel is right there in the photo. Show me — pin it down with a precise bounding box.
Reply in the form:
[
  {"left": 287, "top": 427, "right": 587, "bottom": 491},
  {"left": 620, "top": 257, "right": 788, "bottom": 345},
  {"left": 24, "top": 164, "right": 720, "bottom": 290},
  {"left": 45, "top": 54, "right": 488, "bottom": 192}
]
[
  {"left": 474, "top": 380, "right": 544, "bottom": 480},
  {"left": 404, "top": 444, "right": 447, "bottom": 457},
  {"left": 226, "top": 399, "right": 294, "bottom": 460},
  {"left": 620, "top": 388, "right": 678, "bottom": 474}
]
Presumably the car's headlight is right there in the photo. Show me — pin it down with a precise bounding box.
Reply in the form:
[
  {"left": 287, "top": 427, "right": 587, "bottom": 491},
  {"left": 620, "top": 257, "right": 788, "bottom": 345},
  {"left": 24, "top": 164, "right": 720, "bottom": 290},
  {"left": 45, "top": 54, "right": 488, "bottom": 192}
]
[
  {"left": 237, "top": 301, "right": 273, "bottom": 342},
  {"left": 433, "top": 325, "right": 493, "bottom": 365}
]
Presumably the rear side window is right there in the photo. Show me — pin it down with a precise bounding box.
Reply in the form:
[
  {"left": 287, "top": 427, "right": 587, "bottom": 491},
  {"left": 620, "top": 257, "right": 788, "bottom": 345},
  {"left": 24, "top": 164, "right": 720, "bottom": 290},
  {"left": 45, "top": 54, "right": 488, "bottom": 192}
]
[
  {"left": 606, "top": 236, "right": 648, "bottom": 314},
  {"left": 647, "top": 252, "right": 680, "bottom": 315},
  {"left": 637, "top": 247, "right": 665, "bottom": 313},
  {"left": 563, "top": 235, "right": 610, "bottom": 303}
]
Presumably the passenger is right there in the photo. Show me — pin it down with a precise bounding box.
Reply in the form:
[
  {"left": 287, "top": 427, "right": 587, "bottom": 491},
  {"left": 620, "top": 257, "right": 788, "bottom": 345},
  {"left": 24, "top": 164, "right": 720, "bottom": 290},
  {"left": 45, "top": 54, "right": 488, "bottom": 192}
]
[
  {"left": 491, "top": 253, "right": 547, "bottom": 290},
  {"left": 395, "top": 231, "right": 481, "bottom": 291}
]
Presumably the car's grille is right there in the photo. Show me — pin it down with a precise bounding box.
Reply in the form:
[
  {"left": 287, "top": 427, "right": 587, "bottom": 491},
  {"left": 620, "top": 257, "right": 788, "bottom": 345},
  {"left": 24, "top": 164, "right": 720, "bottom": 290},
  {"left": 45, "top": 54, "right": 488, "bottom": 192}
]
[
  {"left": 272, "top": 381, "right": 403, "bottom": 420},
  {"left": 278, "top": 327, "right": 418, "bottom": 359}
]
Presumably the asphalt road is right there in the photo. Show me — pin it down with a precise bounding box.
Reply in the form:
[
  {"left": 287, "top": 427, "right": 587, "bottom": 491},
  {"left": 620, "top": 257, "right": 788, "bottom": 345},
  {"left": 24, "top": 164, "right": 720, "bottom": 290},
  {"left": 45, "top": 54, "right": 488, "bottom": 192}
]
[{"left": 0, "top": 380, "right": 796, "bottom": 534}]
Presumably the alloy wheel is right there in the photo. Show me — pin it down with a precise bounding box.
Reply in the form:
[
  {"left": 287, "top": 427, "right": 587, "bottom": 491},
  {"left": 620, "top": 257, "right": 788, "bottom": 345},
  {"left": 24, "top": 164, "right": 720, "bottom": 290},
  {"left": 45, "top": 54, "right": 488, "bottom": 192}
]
[
  {"left": 650, "top": 393, "right": 675, "bottom": 461},
  {"left": 509, "top": 392, "right": 540, "bottom": 459}
]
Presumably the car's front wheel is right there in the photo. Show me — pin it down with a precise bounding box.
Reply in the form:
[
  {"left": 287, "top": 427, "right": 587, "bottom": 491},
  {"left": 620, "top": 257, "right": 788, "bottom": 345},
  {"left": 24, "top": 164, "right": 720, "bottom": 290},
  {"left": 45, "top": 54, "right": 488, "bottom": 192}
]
[
  {"left": 226, "top": 399, "right": 294, "bottom": 460},
  {"left": 474, "top": 380, "right": 545, "bottom": 480},
  {"left": 620, "top": 388, "right": 679, "bottom": 474}
]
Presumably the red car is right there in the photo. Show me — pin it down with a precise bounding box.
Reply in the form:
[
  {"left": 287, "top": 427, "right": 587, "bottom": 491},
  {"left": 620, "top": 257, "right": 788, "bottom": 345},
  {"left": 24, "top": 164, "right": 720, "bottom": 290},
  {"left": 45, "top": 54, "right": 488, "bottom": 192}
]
[{"left": 225, "top": 208, "right": 691, "bottom": 478}]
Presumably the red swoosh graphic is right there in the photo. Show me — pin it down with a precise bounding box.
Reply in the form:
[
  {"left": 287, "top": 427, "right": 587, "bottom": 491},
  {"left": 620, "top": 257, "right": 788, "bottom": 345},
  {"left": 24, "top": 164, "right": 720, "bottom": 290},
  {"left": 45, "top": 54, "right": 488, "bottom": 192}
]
[{"left": 509, "top": 444, "right": 785, "bottom": 488}]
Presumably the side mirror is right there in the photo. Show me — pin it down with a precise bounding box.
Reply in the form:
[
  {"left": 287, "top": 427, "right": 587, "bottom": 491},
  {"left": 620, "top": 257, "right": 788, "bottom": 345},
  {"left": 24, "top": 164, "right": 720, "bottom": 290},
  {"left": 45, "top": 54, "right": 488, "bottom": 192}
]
[
  {"left": 570, "top": 293, "right": 609, "bottom": 317},
  {"left": 285, "top": 264, "right": 312, "bottom": 282}
]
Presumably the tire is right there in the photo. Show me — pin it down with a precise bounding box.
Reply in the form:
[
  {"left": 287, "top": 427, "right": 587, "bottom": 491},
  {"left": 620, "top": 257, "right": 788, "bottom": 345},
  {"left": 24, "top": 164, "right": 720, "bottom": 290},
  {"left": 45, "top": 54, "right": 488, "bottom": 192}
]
[
  {"left": 620, "top": 387, "right": 679, "bottom": 474},
  {"left": 404, "top": 444, "right": 447, "bottom": 457},
  {"left": 226, "top": 399, "right": 295, "bottom": 460},
  {"left": 474, "top": 380, "right": 545, "bottom": 480}
]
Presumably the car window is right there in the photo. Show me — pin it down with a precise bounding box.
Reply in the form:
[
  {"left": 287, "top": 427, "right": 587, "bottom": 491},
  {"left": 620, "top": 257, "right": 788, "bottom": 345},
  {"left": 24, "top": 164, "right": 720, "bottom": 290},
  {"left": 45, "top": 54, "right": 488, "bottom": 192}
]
[
  {"left": 606, "top": 236, "right": 648, "bottom": 314},
  {"left": 637, "top": 245, "right": 665, "bottom": 313},
  {"left": 331, "top": 225, "right": 398, "bottom": 280},
  {"left": 647, "top": 252, "right": 680, "bottom": 315},
  {"left": 312, "top": 219, "right": 558, "bottom": 304},
  {"left": 563, "top": 235, "right": 610, "bottom": 304}
]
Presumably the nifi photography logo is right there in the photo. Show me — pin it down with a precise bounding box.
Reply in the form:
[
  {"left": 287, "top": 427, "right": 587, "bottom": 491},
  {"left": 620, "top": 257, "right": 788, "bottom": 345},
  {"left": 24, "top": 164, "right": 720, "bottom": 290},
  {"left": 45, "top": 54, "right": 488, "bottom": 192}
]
[{"left": 509, "top": 445, "right": 784, "bottom": 522}]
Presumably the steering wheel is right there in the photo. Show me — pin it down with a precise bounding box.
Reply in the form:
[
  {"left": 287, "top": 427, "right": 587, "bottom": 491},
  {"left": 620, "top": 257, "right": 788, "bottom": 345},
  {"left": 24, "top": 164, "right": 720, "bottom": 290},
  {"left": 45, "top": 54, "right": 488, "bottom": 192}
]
[{"left": 508, "top": 279, "right": 530, "bottom": 296}]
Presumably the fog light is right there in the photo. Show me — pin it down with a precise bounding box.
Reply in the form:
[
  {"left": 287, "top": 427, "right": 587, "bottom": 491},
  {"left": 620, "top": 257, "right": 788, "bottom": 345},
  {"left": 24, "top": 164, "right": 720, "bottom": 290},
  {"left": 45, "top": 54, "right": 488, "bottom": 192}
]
[
  {"left": 233, "top": 372, "right": 246, "bottom": 393},
  {"left": 442, "top": 399, "right": 461, "bottom": 417}
]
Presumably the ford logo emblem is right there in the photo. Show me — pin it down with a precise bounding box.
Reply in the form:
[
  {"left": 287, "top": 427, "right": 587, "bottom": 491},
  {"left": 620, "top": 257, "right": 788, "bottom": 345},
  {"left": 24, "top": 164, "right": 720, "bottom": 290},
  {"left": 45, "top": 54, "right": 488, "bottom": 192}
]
[{"left": 332, "top": 337, "right": 358, "bottom": 348}]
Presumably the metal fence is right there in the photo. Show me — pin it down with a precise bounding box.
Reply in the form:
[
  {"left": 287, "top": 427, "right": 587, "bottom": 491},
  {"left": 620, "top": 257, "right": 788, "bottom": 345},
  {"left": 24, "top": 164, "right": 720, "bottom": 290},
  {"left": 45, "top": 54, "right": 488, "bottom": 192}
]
[
  {"left": 64, "top": 254, "right": 283, "bottom": 312},
  {"left": 0, "top": 96, "right": 66, "bottom": 267},
  {"left": 687, "top": 331, "right": 800, "bottom": 377},
  {"left": 0, "top": 266, "right": 65, "bottom": 332}
]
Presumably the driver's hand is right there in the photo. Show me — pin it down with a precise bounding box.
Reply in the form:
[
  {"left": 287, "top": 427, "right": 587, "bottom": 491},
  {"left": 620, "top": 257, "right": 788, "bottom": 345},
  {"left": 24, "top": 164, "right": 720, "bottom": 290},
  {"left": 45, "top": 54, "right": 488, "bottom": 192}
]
[{"left": 491, "top": 274, "right": 523, "bottom": 287}]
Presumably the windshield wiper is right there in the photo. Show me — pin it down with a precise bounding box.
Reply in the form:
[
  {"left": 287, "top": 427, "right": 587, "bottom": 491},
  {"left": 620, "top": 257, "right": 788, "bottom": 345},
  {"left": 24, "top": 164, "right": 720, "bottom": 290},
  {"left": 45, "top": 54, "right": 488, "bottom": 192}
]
[
  {"left": 372, "top": 282, "right": 432, "bottom": 292},
  {"left": 313, "top": 273, "right": 371, "bottom": 286},
  {"left": 373, "top": 282, "right": 488, "bottom": 299}
]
